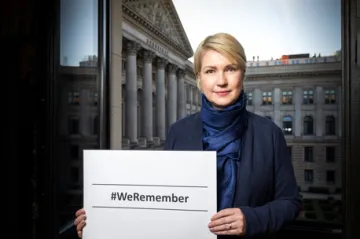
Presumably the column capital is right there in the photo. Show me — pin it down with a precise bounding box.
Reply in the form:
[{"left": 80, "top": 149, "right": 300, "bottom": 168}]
[
  {"left": 143, "top": 50, "right": 156, "bottom": 63},
  {"left": 177, "top": 69, "right": 185, "bottom": 78},
  {"left": 157, "top": 58, "right": 168, "bottom": 70},
  {"left": 168, "top": 64, "right": 179, "bottom": 74},
  {"left": 126, "top": 41, "right": 141, "bottom": 56}
]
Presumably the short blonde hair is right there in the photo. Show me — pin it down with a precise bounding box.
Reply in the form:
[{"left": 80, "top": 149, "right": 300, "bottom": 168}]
[{"left": 193, "top": 33, "right": 247, "bottom": 89}]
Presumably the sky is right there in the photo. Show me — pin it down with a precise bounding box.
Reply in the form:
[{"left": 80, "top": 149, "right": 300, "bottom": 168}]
[
  {"left": 172, "top": 0, "right": 341, "bottom": 62},
  {"left": 59, "top": 0, "right": 341, "bottom": 66}
]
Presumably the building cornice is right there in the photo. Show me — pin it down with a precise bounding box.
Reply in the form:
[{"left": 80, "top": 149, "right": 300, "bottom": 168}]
[
  {"left": 122, "top": 4, "right": 193, "bottom": 59},
  {"left": 246, "top": 70, "right": 341, "bottom": 79}
]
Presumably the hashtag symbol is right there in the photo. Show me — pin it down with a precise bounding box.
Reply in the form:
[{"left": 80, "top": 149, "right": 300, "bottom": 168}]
[{"left": 111, "top": 192, "right": 116, "bottom": 200}]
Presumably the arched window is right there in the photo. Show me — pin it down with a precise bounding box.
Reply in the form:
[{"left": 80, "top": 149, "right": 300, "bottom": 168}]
[
  {"left": 325, "top": 116, "right": 335, "bottom": 135},
  {"left": 303, "top": 116, "right": 314, "bottom": 135},
  {"left": 282, "top": 115, "right": 293, "bottom": 135}
]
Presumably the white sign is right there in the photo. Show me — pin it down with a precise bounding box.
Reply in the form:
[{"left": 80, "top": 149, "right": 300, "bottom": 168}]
[{"left": 83, "top": 150, "right": 217, "bottom": 239}]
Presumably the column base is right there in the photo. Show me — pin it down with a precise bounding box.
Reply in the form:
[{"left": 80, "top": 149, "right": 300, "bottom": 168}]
[
  {"left": 122, "top": 138, "right": 139, "bottom": 149},
  {"left": 153, "top": 137, "right": 161, "bottom": 146},
  {"left": 138, "top": 137, "right": 147, "bottom": 148}
]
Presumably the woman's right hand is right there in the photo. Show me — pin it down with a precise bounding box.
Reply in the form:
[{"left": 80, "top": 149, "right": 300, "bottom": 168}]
[{"left": 74, "top": 208, "right": 87, "bottom": 238}]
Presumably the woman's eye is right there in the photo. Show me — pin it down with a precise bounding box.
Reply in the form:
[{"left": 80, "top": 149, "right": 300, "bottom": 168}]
[{"left": 205, "top": 70, "right": 215, "bottom": 74}]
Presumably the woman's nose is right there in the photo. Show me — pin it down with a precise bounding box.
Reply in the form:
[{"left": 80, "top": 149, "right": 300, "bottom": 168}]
[{"left": 216, "top": 72, "right": 227, "bottom": 85}]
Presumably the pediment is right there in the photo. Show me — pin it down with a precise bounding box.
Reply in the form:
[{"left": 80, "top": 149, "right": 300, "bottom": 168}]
[{"left": 124, "top": 0, "right": 194, "bottom": 58}]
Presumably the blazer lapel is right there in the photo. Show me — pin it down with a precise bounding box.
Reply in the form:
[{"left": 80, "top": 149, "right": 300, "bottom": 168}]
[{"left": 188, "top": 112, "right": 204, "bottom": 150}]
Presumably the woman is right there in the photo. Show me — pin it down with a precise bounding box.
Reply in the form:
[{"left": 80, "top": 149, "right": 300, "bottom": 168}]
[{"left": 74, "top": 33, "right": 301, "bottom": 238}]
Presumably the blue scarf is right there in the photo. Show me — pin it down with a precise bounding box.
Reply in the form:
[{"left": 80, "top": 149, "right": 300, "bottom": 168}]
[{"left": 201, "top": 91, "right": 248, "bottom": 211}]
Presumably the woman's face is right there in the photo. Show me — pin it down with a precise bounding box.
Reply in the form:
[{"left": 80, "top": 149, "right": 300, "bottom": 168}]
[{"left": 198, "top": 49, "right": 243, "bottom": 109}]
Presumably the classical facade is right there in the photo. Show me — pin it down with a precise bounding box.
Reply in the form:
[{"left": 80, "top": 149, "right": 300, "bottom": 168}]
[
  {"left": 120, "top": 0, "right": 201, "bottom": 149},
  {"left": 244, "top": 55, "right": 342, "bottom": 196},
  {"left": 56, "top": 0, "right": 201, "bottom": 223}
]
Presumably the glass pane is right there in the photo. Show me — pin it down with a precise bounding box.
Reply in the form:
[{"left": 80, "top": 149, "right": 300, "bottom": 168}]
[
  {"left": 57, "top": 0, "right": 99, "bottom": 228},
  {"left": 60, "top": 0, "right": 98, "bottom": 66}
]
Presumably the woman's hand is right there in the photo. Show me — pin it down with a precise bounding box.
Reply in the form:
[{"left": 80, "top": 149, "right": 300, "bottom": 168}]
[
  {"left": 74, "top": 208, "right": 87, "bottom": 238},
  {"left": 208, "top": 208, "right": 246, "bottom": 236}
]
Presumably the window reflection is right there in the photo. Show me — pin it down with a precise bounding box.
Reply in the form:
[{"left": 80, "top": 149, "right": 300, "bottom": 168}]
[
  {"left": 57, "top": 0, "right": 99, "bottom": 227},
  {"left": 60, "top": 0, "right": 98, "bottom": 67}
]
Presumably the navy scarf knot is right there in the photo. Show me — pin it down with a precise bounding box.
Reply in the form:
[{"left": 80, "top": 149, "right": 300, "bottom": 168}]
[{"left": 201, "top": 91, "right": 248, "bottom": 211}]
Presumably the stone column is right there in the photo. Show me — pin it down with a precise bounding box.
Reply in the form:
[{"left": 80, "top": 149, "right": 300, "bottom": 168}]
[
  {"left": 142, "top": 50, "right": 155, "bottom": 142},
  {"left": 167, "top": 64, "right": 178, "bottom": 126},
  {"left": 177, "top": 69, "right": 186, "bottom": 119},
  {"left": 156, "top": 58, "right": 168, "bottom": 141},
  {"left": 273, "top": 88, "right": 281, "bottom": 128},
  {"left": 109, "top": 0, "right": 123, "bottom": 149},
  {"left": 125, "top": 40, "right": 140, "bottom": 143},
  {"left": 189, "top": 86, "right": 193, "bottom": 113}
]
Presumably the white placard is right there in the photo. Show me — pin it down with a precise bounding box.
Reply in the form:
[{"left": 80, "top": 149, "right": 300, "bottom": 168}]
[{"left": 83, "top": 150, "right": 217, "bottom": 239}]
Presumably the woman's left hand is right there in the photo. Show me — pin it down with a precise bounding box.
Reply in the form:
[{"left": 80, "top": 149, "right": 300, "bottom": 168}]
[{"left": 208, "top": 208, "right": 246, "bottom": 236}]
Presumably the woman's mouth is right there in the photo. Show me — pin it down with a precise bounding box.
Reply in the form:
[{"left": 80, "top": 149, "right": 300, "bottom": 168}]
[{"left": 215, "top": 91, "right": 231, "bottom": 96}]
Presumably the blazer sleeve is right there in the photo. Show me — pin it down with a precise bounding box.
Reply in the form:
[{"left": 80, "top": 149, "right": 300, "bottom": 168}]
[{"left": 240, "top": 126, "right": 302, "bottom": 238}]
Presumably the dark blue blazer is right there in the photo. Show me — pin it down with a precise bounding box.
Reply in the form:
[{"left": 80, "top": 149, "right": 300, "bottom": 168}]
[{"left": 164, "top": 111, "right": 302, "bottom": 238}]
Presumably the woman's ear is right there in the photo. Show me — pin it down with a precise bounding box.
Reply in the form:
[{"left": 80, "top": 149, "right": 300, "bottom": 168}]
[{"left": 197, "top": 78, "right": 201, "bottom": 91}]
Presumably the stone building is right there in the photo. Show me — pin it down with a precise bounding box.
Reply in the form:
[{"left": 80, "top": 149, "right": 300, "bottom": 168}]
[{"left": 244, "top": 54, "right": 342, "bottom": 195}]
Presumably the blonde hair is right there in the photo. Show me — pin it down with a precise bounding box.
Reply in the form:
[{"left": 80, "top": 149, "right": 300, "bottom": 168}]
[{"left": 193, "top": 33, "right": 247, "bottom": 89}]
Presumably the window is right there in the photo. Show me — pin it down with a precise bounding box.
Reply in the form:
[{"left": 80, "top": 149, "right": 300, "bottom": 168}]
[
  {"left": 57, "top": 0, "right": 101, "bottom": 229},
  {"left": 325, "top": 116, "right": 336, "bottom": 135},
  {"left": 326, "top": 170, "right": 335, "bottom": 183},
  {"left": 282, "top": 115, "right": 293, "bottom": 135},
  {"left": 304, "top": 147, "right": 314, "bottom": 162},
  {"left": 137, "top": 65, "right": 142, "bottom": 78},
  {"left": 325, "top": 89, "right": 336, "bottom": 104},
  {"left": 70, "top": 145, "right": 79, "bottom": 159},
  {"left": 68, "top": 118, "right": 79, "bottom": 134},
  {"left": 93, "top": 116, "right": 99, "bottom": 135},
  {"left": 303, "top": 90, "right": 314, "bottom": 104},
  {"left": 93, "top": 92, "right": 98, "bottom": 106},
  {"left": 186, "top": 86, "right": 190, "bottom": 103},
  {"left": 288, "top": 146, "right": 292, "bottom": 159},
  {"left": 68, "top": 92, "right": 80, "bottom": 105},
  {"left": 262, "top": 91, "right": 272, "bottom": 105},
  {"left": 70, "top": 167, "right": 79, "bottom": 184},
  {"left": 246, "top": 92, "right": 253, "bottom": 105},
  {"left": 282, "top": 91, "right": 293, "bottom": 104},
  {"left": 122, "top": 59, "right": 126, "bottom": 70},
  {"left": 304, "top": 169, "right": 314, "bottom": 183},
  {"left": 303, "top": 116, "right": 314, "bottom": 135},
  {"left": 326, "top": 147, "right": 336, "bottom": 162}
]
